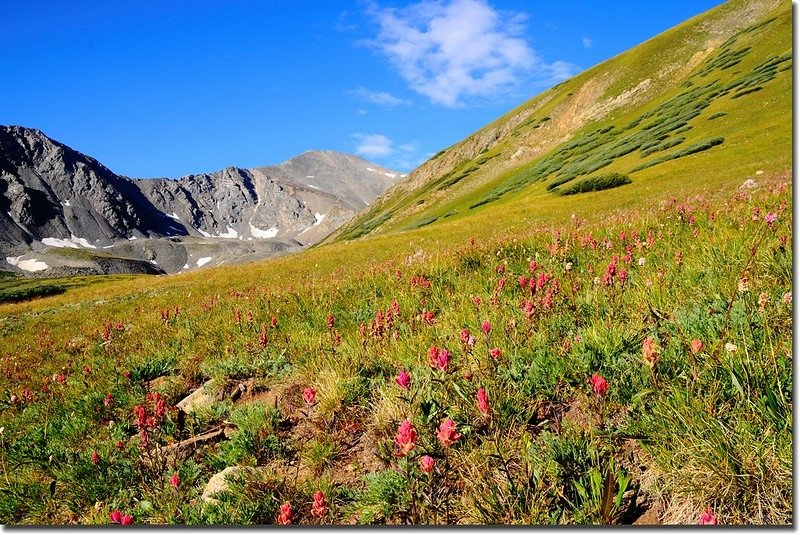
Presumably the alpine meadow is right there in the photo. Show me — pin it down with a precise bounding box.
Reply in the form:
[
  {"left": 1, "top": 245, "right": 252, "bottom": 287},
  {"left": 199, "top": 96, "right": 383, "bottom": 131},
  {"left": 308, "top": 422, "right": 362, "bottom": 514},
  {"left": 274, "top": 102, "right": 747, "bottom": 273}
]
[{"left": 0, "top": 0, "right": 792, "bottom": 526}]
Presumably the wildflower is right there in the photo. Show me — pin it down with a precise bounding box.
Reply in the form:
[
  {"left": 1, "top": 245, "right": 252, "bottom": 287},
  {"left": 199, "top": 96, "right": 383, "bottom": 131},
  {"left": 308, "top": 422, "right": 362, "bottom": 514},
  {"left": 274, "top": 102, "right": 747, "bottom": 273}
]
[
  {"left": 617, "top": 269, "right": 628, "bottom": 285},
  {"left": 699, "top": 508, "right": 718, "bottom": 525},
  {"left": 463, "top": 370, "right": 474, "bottom": 382},
  {"left": 271, "top": 316, "right": 279, "bottom": 328},
  {"left": 91, "top": 451, "right": 100, "bottom": 465},
  {"left": 395, "top": 419, "right": 417, "bottom": 456},
  {"left": 565, "top": 262, "right": 573, "bottom": 272},
  {"left": 104, "top": 393, "right": 113, "bottom": 408},
  {"left": 303, "top": 387, "right": 316, "bottom": 406},
  {"left": 428, "top": 346, "right": 451, "bottom": 372},
  {"left": 437, "top": 418, "right": 461, "bottom": 447},
  {"left": 519, "top": 275, "right": 528, "bottom": 288},
  {"left": 529, "top": 260, "right": 538, "bottom": 272},
  {"left": 276, "top": 502, "right": 293, "bottom": 525},
  {"left": 311, "top": 490, "right": 328, "bottom": 518},
  {"left": 460, "top": 328, "right": 475, "bottom": 349},
  {"left": 725, "top": 342, "right": 738, "bottom": 353},
  {"left": 690, "top": 339, "right": 703, "bottom": 355},
  {"left": 764, "top": 212, "right": 777, "bottom": 226},
  {"left": 170, "top": 473, "right": 181, "bottom": 489},
  {"left": 738, "top": 277, "right": 749, "bottom": 293},
  {"left": 396, "top": 370, "right": 411, "bottom": 390},
  {"left": 419, "top": 455, "right": 436, "bottom": 474},
  {"left": 590, "top": 374, "right": 608, "bottom": 397},
  {"left": 489, "top": 347, "right": 502, "bottom": 361},
  {"left": 472, "top": 296, "right": 481, "bottom": 306},
  {"left": 783, "top": 291, "right": 792, "bottom": 305},
  {"left": 758, "top": 292, "right": 768, "bottom": 309},
  {"left": 642, "top": 337, "right": 659, "bottom": 367},
  {"left": 83, "top": 365, "right": 92, "bottom": 375},
  {"left": 326, "top": 314, "right": 335, "bottom": 330},
  {"left": 109, "top": 510, "right": 134, "bottom": 525},
  {"left": 476, "top": 388, "right": 490, "bottom": 416},
  {"left": 481, "top": 320, "right": 491, "bottom": 335},
  {"left": 115, "top": 440, "right": 125, "bottom": 451}
]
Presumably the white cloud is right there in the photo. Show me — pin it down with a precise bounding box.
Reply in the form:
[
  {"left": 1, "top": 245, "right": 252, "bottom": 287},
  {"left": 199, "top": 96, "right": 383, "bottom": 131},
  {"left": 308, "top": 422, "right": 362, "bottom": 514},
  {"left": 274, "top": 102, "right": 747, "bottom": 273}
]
[
  {"left": 351, "top": 133, "right": 421, "bottom": 171},
  {"left": 582, "top": 37, "right": 593, "bottom": 48},
  {"left": 364, "top": 0, "right": 577, "bottom": 107},
  {"left": 352, "top": 133, "right": 394, "bottom": 159},
  {"left": 348, "top": 87, "right": 411, "bottom": 108}
]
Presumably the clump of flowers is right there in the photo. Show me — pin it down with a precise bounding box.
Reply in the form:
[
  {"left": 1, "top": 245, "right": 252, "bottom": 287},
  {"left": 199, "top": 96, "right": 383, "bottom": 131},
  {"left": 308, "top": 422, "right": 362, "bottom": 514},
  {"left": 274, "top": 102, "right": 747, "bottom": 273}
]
[
  {"left": 699, "top": 508, "right": 718, "bottom": 525},
  {"left": 428, "top": 345, "right": 451, "bottom": 372},
  {"left": 396, "top": 370, "right": 411, "bottom": 390},
  {"left": 476, "top": 388, "right": 490, "bottom": 417},
  {"left": 109, "top": 510, "right": 134, "bottom": 525}
]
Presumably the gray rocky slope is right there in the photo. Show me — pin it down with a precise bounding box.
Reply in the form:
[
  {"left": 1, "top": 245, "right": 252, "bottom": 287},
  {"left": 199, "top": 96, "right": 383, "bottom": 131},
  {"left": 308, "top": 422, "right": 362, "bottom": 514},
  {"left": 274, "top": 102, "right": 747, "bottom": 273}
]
[{"left": 0, "top": 125, "right": 402, "bottom": 275}]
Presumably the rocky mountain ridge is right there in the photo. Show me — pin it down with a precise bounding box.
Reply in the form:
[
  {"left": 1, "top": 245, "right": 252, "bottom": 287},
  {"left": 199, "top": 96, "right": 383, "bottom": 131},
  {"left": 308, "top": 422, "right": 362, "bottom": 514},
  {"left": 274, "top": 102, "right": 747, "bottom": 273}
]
[{"left": 0, "top": 125, "right": 402, "bottom": 275}]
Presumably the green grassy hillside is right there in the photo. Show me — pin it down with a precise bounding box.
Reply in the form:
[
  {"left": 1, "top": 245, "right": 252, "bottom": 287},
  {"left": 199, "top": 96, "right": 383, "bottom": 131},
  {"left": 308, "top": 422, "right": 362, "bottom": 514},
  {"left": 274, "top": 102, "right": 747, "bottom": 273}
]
[
  {"left": 0, "top": 0, "right": 791, "bottom": 526},
  {"left": 333, "top": 0, "right": 790, "bottom": 242}
]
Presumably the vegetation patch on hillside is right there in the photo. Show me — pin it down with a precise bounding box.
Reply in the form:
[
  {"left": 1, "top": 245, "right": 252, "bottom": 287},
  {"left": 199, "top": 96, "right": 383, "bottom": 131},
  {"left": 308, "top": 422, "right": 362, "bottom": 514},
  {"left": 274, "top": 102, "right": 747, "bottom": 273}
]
[{"left": 557, "top": 173, "right": 633, "bottom": 195}]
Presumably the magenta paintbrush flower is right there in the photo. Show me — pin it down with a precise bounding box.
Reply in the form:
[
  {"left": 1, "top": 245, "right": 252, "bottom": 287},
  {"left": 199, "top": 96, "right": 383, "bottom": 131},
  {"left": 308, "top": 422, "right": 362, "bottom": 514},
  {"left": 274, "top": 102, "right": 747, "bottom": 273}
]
[
  {"left": 395, "top": 419, "right": 417, "bottom": 456},
  {"left": 437, "top": 418, "right": 461, "bottom": 447},
  {"left": 590, "top": 374, "right": 608, "bottom": 397},
  {"left": 396, "top": 370, "right": 411, "bottom": 390},
  {"left": 476, "top": 388, "right": 490, "bottom": 416}
]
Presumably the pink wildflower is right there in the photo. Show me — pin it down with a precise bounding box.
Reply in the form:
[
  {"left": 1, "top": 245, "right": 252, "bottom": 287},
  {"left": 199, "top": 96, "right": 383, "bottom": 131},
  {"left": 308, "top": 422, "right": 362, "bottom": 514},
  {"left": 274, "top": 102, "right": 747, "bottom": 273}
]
[
  {"left": 396, "top": 370, "right": 411, "bottom": 390},
  {"left": 419, "top": 454, "right": 436, "bottom": 474},
  {"left": 437, "top": 418, "right": 461, "bottom": 447},
  {"left": 481, "top": 320, "right": 492, "bottom": 335},
  {"left": 699, "top": 509, "right": 718, "bottom": 525},
  {"left": 690, "top": 339, "right": 703, "bottom": 355},
  {"left": 303, "top": 387, "right": 316, "bottom": 406},
  {"left": 489, "top": 347, "right": 502, "bottom": 361},
  {"left": 395, "top": 419, "right": 417, "bottom": 456},
  {"left": 170, "top": 473, "right": 181, "bottom": 489}
]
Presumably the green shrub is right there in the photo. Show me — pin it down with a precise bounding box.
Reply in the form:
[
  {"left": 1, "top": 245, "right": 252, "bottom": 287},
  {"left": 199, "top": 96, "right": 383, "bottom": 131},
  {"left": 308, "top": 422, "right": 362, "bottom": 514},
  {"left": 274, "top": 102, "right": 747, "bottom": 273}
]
[{"left": 558, "top": 173, "right": 632, "bottom": 196}]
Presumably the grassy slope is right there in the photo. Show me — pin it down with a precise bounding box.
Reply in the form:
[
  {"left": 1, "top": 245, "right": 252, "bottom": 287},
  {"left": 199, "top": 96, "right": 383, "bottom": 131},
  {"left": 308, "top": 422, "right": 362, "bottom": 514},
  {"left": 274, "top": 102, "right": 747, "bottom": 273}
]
[
  {"left": 333, "top": 0, "right": 790, "bottom": 241},
  {"left": 0, "top": 0, "right": 792, "bottom": 526}
]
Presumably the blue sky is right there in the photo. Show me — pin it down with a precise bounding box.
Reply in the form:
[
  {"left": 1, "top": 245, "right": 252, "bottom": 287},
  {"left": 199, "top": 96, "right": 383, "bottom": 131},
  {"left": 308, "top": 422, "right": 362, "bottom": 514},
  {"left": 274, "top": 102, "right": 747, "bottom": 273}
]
[{"left": 1, "top": 0, "right": 724, "bottom": 178}]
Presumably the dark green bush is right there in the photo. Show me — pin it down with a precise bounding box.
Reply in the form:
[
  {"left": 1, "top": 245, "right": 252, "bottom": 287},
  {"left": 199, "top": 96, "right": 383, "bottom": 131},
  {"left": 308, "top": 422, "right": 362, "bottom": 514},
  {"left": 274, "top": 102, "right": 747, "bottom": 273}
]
[{"left": 557, "top": 173, "right": 632, "bottom": 195}]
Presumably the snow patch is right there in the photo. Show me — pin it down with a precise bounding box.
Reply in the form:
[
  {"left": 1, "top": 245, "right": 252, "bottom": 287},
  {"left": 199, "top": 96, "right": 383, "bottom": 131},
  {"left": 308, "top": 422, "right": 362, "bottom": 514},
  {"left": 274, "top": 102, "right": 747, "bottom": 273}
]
[
  {"left": 384, "top": 172, "right": 397, "bottom": 179},
  {"left": 307, "top": 184, "right": 320, "bottom": 190},
  {"left": 129, "top": 236, "right": 138, "bottom": 241},
  {"left": 314, "top": 213, "right": 325, "bottom": 226},
  {"left": 366, "top": 167, "right": 376, "bottom": 172},
  {"left": 167, "top": 212, "right": 180, "bottom": 220},
  {"left": 196, "top": 228, "right": 212, "bottom": 238},
  {"left": 62, "top": 200, "right": 71, "bottom": 207},
  {"left": 250, "top": 224, "right": 279, "bottom": 238},
  {"left": 41, "top": 235, "right": 97, "bottom": 249},
  {"left": 218, "top": 226, "right": 238, "bottom": 239},
  {"left": 196, "top": 257, "right": 212, "bottom": 267},
  {"left": 182, "top": 264, "right": 189, "bottom": 270},
  {"left": 7, "top": 256, "right": 48, "bottom": 272},
  {"left": 306, "top": 175, "right": 315, "bottom": 178}
]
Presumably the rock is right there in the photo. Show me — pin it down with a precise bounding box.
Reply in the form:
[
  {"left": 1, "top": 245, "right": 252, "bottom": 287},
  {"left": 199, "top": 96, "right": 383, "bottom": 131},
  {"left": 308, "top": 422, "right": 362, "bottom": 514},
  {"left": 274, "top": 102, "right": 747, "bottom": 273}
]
[
  {"left": 201, "top": 466, "right": 261, "bottom": 504},
  {"left": 159, "top": 426, "right": 228, "bottom": 465},
  {"left": 176, "top": 380, "right": 218, "bottom": 414},
  {"left": 755, "top": 170, "right": 764, "bottom": 175},
  {"left": 740, "top": 178, "right": 756, "bottom": 189}
]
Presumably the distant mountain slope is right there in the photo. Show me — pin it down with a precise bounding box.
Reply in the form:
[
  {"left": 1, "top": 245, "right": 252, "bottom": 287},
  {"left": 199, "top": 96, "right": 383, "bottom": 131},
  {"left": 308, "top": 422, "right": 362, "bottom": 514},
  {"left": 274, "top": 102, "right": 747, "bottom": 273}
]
[
  {"left": 332, "top": 0, "right": 790, "bottom": 242},
  {"left": 0, "top": 126, "right": 401, "bottom": 274}
]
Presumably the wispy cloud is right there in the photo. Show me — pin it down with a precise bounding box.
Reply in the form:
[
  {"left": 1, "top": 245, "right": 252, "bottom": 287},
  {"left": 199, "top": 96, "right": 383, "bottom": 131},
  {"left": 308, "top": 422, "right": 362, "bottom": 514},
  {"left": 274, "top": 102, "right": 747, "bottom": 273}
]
[
  {"left": 582, "top": 37, "right": 593, "bottom": 48},
  {"left": 351, "top": 133, "right": 422, "bottom": 171},
  {"left": 364, "top": 0, "right": 577, "bottom": 108},
  {"left": 348, "top": 87, "right": 411, "bottom": 108}
]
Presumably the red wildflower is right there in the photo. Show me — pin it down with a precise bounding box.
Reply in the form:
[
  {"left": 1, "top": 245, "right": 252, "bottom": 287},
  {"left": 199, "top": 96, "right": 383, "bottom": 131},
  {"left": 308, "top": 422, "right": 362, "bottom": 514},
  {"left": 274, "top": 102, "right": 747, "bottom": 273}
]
[
  {"left": 91, "top": 451, "right": 100, "bottom": 465},
  {"left": 109, "top": 510, "right": 134, "bottom": 525},
  {"left": 326, "top": 314, "right": 335, "bottom": 330},
  {"left": 311, "top": 490, "right": 327, "bottom": 518},
  {"left": 170, "top": 473, "right": 181, "bottom": 489},
  {"left": 395, "top": 419, "right": 417, "bottom": 456},
  {"left": 303, "top": 387, "right": 316, "bottom": 406},
  {"left": 277, "top": 502, "right": 293, "bottom": 525},
  {"left": 690, "top": 339, "right": 703, "bottom": 355},
  {"left": 489, "top": 347, "right": 502, "bottom": 360},
  {"left": 481, "top": 320, "right": 491, "bottom": 335},
  {"left": 642, "top": 337, "right": 659, "bottom": 367},
  {"left": 437, "top": 418, "right": 460, "bottom": 447},
  {"left": 104, "top": 393, "right": 113, "bottom": 408},
  {"left": 590, "top": 374, "right": 608, "bottom": 397},
  {"left": 476, "top": 388, "right": 490, "bottom": 416}
]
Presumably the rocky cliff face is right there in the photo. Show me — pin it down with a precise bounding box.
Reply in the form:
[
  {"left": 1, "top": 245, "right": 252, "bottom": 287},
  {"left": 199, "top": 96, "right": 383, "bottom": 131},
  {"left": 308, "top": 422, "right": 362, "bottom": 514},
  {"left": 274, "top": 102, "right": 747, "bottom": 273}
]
[{"left": 0, "top": 126, "right": 401, "bottom": 275}]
